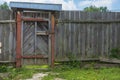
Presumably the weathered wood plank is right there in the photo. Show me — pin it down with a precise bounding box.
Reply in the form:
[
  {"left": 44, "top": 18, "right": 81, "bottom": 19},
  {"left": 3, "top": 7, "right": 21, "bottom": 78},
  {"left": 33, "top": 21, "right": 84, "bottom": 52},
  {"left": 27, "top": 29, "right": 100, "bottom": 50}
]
[
  {"left": 23, "top": 21, "right": 35, "bottom": 55},
  {"left": 100, "top": 57, "right": 120, "bottom": 64},
  {"left": 0, "top": 20, "right": 15, "bottom": 23},
  {"left": 58, "top": 19, "right": 120, "bottom": 23}
]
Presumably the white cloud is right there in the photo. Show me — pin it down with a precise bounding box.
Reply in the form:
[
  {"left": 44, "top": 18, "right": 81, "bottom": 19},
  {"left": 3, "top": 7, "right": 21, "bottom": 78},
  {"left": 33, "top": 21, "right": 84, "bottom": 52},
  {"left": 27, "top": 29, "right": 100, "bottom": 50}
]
[
  {"left": 79, "top": 0, "right": 114, "bottom": 9},
  {"left": 2, "top": 0, "right": 78, "bottom": 10}
]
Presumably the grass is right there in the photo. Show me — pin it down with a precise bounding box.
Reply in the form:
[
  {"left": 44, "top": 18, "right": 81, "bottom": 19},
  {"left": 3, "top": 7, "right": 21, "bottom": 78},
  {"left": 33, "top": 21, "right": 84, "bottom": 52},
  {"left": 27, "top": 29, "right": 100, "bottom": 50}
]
[
  {"left": 0, "top": 65, "right": 49, "bottom": 80},
  {"left": 4, "top": 67, "right": 38, "bottom": 80},
  {"left": 23, "top": 65, "right": 49, "bottom": 69},
  {"left": 0, "top": 65, "right": 120, "bottom": 80},
  {"left": 43, "top": 67, "right": 120, "bottom": 80}
]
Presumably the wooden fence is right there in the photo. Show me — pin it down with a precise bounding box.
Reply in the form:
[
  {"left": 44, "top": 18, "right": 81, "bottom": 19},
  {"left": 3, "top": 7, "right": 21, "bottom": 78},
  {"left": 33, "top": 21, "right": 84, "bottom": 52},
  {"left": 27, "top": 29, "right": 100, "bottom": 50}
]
[
  {"left": 1, "top": 10, "right": 120, "bottom": 64},
  {"left": 0, "top": 10, "right": 16, "bottom": 63},
  {"left": 55, "top": 11, "right": 120, "bottom": 61}
]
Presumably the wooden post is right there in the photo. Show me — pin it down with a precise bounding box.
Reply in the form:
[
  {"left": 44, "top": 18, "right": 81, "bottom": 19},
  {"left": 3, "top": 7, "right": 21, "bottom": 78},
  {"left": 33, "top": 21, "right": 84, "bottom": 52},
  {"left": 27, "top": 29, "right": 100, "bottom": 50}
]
[
  {"left": 16, "top": 11, "right": 22, "bottom": 68},
  {"left": 51, "top": 14, "right": 55, "bottom": 67}
]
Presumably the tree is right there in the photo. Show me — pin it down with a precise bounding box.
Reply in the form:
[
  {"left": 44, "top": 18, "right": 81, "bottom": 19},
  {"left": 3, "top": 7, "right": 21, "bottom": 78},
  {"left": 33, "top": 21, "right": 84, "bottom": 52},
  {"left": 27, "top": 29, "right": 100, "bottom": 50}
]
[
  {"left": 83, "top": 6, "right": 109, "bottom": 12},
  {"left": 0, "top": 2, "right": 9, "bottom": 10}
]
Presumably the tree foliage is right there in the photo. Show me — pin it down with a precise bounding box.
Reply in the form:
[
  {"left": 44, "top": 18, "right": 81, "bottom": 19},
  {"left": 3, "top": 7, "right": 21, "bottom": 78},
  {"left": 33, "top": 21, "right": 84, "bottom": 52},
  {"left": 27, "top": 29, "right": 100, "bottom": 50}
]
[
  {"left": 84, "top": 6, "right": 109, "bottom": 12},
  {"left": 0, "top": 2, "right": 9, "bottom": 10}
]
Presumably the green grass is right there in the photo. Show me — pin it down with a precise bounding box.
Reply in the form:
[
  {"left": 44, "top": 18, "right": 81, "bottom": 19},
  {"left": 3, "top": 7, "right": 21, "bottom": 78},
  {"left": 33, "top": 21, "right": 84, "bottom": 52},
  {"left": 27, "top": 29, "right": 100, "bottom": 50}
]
[
  {"left": 4, "top": 67, "right": 38, "bottom": 80},
  {"left": 1, "top": 65, "right": 120, "bottom": 80},
  {"left": 0, "top": 65, "right": 49, "bottom": 80},
  {"left": 43, "top": 67, "right": 120, "bottom": 80},
  {"left": 23, "top": 65, "right": 49, "bottom": 69}
]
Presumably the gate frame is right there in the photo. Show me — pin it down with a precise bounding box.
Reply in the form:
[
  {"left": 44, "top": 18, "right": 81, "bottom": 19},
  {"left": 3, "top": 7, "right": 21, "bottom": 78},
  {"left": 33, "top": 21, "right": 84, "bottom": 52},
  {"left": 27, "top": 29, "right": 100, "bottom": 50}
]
[
  {"left": 16, "top": 10, "right": 55, "bottom": 68},
  {"left": 16, "top": 11, "right": 22, "bottom": 68},
  {"left": 51, "top": 13, "right": 55, "bottom": 67}
]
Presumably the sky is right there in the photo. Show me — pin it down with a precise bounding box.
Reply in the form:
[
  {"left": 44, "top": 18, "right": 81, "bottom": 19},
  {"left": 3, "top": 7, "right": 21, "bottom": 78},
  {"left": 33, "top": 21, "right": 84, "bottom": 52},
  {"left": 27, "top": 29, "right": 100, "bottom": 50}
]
[{"left": 0, "top": 0, "right": 120, "bottom": 11}]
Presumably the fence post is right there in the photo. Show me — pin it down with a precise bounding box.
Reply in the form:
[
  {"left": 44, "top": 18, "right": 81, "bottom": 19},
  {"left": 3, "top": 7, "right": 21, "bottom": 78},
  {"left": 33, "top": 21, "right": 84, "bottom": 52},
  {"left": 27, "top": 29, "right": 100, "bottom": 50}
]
[
  {"left": 16, "top": 11, "right": 22, "bottom": 68},
  {"left": 51, "top": 13, "right": 55, "bottom": 67}
]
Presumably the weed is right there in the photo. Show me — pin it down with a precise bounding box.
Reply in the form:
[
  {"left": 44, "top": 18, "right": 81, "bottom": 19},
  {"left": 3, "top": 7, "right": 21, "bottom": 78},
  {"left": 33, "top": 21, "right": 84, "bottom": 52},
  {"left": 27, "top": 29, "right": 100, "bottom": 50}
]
[
  {"left": 0, "top": 65, "right": 8, "bottom": 73},
  {"left": 65, "top": 52, "right": 81, "bottom": 68},
  {"left": 110, "top": 48, "right": 120, "bottom": 59}
]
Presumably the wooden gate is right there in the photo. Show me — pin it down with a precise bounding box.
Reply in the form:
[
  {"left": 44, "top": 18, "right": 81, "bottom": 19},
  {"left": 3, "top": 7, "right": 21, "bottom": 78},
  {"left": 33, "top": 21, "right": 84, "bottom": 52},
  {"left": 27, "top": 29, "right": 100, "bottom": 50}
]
[{"left": 19, "top": 11, "right": 53, "bottom": 66}]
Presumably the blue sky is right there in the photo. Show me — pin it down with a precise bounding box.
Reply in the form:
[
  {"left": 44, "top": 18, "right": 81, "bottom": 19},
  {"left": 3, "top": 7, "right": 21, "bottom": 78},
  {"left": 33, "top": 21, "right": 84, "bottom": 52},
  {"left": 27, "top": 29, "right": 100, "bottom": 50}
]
[{"left": 0, "top": 0, "right": 120, "bottom": 11}]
